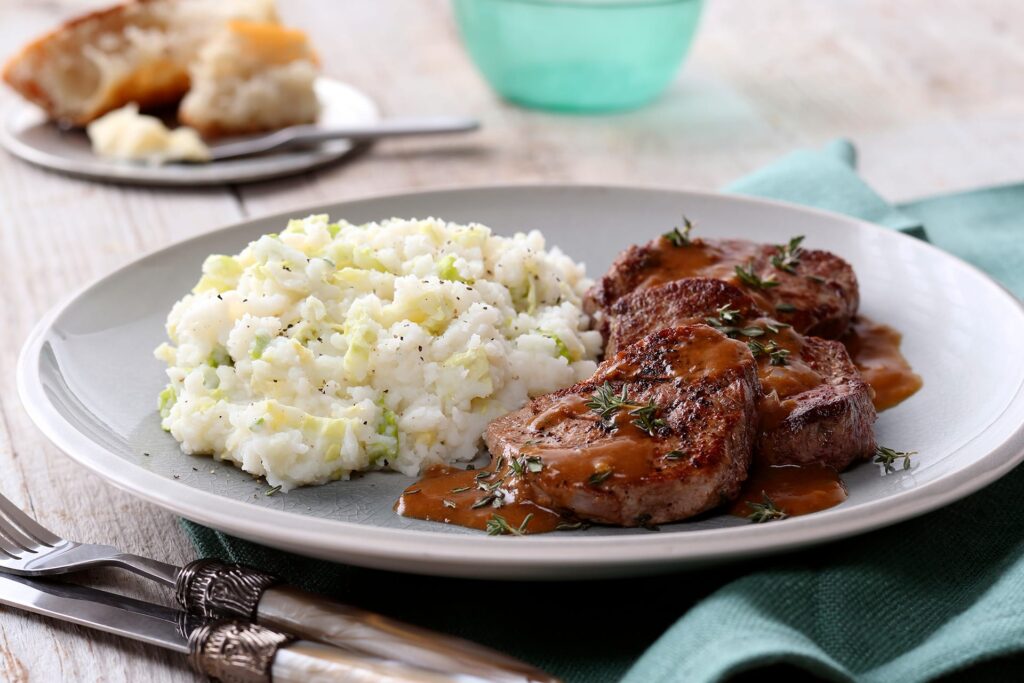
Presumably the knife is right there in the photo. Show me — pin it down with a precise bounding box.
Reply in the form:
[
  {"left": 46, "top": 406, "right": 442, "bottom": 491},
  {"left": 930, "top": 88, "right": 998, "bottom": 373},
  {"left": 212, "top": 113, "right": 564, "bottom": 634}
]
[{"left": 0, "top": 573, "right": 511, "bottom": 682}]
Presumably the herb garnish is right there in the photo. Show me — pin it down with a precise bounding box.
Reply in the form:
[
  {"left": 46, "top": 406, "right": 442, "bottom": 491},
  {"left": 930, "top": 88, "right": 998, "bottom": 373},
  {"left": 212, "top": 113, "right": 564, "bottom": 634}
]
[
  {"left": 486, "top": 513, "right": 532, "bottom": 536},
  {"left": 771, "top": 235, "right": 804, "bottom": 274},
  {"left": 450, "top": 486, "right": 472, "bottom": 494},
  {"left": 555, "top": 520, "right": 590, "bottom": 531},
  {"left": 586, "top": 382, "right": 666, "bottom": 435},
  {"left": 265, "top": 485, "right": 282, "bottom": 496},
  {"left": 874, "top": 446, "right": 916, "bottom": 474},
  {"left": 630, "top": 400, "right": 667, "bottom": 436},
  {"left": 776, "top": 302, "right": 797, "bottom": 313},
  {"left": 735, "top": 262, "right": 780, "bottom": 290},
  {"left": 664, "top": 450, "right": 686, "bottom": 460},
  {"left": 705, "top": 305, "right": 769, "bottom": 339},
  {"left": 662, "top": 217, "right": 694, "bottom": 247},
  {"left": 588, "top": 470, "right": 614, "bottom": 486},
  {"left": 509, "top": 454, "right": 544, "bottom": 476},
  {"left": 472, "top": 493, "right": 498, "bottom": 509},
  {"left": 747, "top": 339, "right": 790, "bottom": 366},
  {"left": 747, "top": 492, "right": 788, "bottom": 523}
]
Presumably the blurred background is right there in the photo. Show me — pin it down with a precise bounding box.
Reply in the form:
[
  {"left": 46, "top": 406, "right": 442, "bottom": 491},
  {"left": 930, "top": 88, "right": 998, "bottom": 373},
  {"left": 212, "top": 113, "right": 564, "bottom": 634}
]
[{"left": 4, "top": 0, "right": 1020, "bottom": 210}]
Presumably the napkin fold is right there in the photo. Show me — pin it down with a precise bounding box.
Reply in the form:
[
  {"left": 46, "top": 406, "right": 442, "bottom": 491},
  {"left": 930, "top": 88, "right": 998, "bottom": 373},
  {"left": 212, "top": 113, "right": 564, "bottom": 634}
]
[{"left": 184, "top": 140, "right": 1024, "bottom": 682}]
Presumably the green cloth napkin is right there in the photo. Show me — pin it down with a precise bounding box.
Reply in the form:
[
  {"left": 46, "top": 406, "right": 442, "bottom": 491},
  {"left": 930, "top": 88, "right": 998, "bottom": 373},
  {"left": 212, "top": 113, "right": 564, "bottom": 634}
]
[{"left": 184, "top": 140, "right": 1024, "bottom": 682}]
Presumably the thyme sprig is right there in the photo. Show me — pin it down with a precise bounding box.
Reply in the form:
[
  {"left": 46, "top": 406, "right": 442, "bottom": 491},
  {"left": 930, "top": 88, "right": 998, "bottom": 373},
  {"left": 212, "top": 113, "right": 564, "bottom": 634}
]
[
  {"left": 585, "top": 382, "right": 666, "bottom": 435},
  {"left": 662, "top": 216, "right": 694, "bottom": 247},
  {"left": 588, "top": 470, "right": 614, "bottom": 486},
  {"left": 771, "top": 235, "right": 805, "bottom": 274},
  {"left": 705, "top": 305, "right": 765, "bottom": 339},
  {"left": 509, "top": 454, "right": 544, "bottom": 476},
  {"left": 735, "top": 262, "right": 780, "bottom": 290},
  {"left": 874, "top": 446, "right": 916, "bottom": 474},
  {"left": 486, "top": 513, "right": 532, "bottom": 536},
  {"left": 747, "top": 492, "right": 788, "bottom": 523},
  {"left": 747, "top": 339, "right": 790, "bottom": 366}
]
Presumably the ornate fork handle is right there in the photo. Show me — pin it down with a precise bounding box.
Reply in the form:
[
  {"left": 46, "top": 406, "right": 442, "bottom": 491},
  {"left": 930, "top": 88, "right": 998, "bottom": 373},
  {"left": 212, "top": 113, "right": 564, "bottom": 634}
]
[{"left": 176, "top": 559, "right": 560, "bottom": 683}]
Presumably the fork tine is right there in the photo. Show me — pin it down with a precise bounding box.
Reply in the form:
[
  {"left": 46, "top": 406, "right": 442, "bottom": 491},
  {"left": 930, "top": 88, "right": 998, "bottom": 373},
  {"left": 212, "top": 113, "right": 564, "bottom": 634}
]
[
  {"left": 0, "top": 527, "right": 28, "bottom": 558},
  {"left": 0, "top": 491, "right": 61, "bottom": 547}
]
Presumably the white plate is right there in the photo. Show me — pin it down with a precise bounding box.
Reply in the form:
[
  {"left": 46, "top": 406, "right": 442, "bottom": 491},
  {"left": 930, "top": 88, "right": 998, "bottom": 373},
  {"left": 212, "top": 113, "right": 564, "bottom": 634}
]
[
  {"left": 17, "top": 186, "right": 1024, "bottom": 579},
  {"left": 0, "top": 78, "right": 379, "bottom": 186}
]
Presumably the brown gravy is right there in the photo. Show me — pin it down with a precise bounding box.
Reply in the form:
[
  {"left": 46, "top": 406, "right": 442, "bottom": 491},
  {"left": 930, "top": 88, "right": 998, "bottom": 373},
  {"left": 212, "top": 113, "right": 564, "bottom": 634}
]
[
  {"left": 397, "top": 310, "right": 919, "bottom": 535},
  {"left": 842, "top": 316, "right": 922, "bottom": 411},
  {"left": 729, "top": 462, "right": 847, "bottom": 518},
  {"left": 395, "top": 464, "right": 564, "bottom": 535},
  {"left": 638, "top": 237, "right": 757, "bottom": 291}
]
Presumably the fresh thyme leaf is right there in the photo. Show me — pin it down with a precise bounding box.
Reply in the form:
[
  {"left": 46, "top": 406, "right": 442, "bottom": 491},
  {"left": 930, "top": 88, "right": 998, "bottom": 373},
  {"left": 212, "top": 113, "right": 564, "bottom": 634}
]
[
  {"left": 874, "top": 446, "right": 917, "bottom": 474},
  {"left": 586, "top": 382, "right": 631, "bottom": 429},
  {"left": 747, "top": 339, "right": 790, "bottom": 366},
  {"left": 442, "top": 499, "right": 456, "bottom": 509},
  {"left": 472, "top": 493, "right": 497, "bottom": 509},
  {"left": 807, "top": 274, "right": 826, "bottom": 284},
  {"left": 406, "top": 488, "right": 421, "bottom": 495},
  {"left": 450, "top": 486, "right": 472, "bottom": 494},
  {"left": 486, "top": 513, "right": 524, "bottom": 536},
  {"left": 664, "top": 450, "right": 686, "bottom": 460},
  {"left": 555, "top": 520, "right": 589, "bottom": 531},
  {"left": 509, "top": 454, "right": 544, "bottom": 476},
  {"left": 705, "top": 305, "right": 757, "bottom": 339},
  {"left": 662, "top": 217, "right": 694, "bottom": 247},
  {"left": 735, "top": 262, "right": 780, "bottom": 289},
  {"left": 265, "top": 485, "right": 282, "bottom": 496},
  {"left": 764, "top": 322, "right": 791, "bottom": 334},
  {"left": 518, "top": 513, "right": 534, "bottom": 534},
  {"left": 747, "top": 492, "right": 788, "bottom": 523},
  {"left": 630, "top": 401, "right": 666, "bottom": 436},
  {"left": 771, "top": 235, "right": 805, "bottom": 274},
  {"left": 587, "top": 382, "right": 665, "bottom": 435},
  {"left": 588, "top": 470, "right": 614, "bottom": 486},
  {"left": 775, "top": 302, "right": 797, "bottom": 313},
  {"left": 474, "top": 470, "right": 493, "bottom": 480}
]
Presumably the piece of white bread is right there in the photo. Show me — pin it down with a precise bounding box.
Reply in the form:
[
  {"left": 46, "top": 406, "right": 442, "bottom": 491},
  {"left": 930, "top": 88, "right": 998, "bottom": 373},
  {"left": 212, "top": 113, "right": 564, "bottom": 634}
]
[
  {"left": 2, "top": 0, "right": 278, "bottom": 126},
  {"left": 178, "top": 20, "right": 320, "bottom": 138}
]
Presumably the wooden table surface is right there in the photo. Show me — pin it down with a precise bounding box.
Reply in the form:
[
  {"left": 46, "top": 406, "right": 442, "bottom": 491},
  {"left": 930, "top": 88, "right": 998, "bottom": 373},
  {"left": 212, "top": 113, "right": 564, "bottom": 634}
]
[{"left": 1, "top": 0, "right": 1021, "bottom": 679}]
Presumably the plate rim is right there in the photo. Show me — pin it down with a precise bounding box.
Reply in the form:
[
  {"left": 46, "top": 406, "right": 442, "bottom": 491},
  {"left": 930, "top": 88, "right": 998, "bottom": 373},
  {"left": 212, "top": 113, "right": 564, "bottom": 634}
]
[
  {"left": 17, "top": 184, "right": 1024, "bottom": 578},
  {"left": 0, "top": 77, "right": 380, "bottom": 187}
]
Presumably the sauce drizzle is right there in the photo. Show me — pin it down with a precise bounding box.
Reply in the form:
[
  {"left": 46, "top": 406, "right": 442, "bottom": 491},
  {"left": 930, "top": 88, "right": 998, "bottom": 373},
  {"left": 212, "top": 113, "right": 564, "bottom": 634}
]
[
  {"left": 729, "top": 462, "right": 847, "bottom": 519},
  {"left": 842, "top": 316, "right": 922, "bottom": 411}
]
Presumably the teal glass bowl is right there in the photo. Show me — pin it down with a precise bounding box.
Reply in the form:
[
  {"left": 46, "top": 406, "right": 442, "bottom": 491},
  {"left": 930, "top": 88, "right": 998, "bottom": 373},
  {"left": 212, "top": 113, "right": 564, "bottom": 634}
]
[{"left": 452, "top": 0, "right": 704, "bottom": 113}]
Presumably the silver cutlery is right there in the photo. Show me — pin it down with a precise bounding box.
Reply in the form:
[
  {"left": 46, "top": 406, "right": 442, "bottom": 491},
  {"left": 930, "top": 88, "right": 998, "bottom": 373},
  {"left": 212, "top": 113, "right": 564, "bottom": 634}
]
[
  {"left": 0, "top": 490, "right": 558, "bottom": 683},
  {"left": 205, "top": 116, "right": 480, "bottom": 161},
  {"left": 0, "top": 571, "right": 475, "bottom": 682}
]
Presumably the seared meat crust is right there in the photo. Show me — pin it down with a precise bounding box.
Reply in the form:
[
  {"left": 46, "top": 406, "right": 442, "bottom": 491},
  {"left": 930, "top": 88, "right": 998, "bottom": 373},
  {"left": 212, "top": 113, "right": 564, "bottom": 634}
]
[
  {"left": 484, "top": 325, "right": 761, "bottom": 526},
  {"left": 606, "top": 278, "right": 876, "bottom": 471},
  {"left": 586, "top": 236, "right": 859, "bottom": 340}
]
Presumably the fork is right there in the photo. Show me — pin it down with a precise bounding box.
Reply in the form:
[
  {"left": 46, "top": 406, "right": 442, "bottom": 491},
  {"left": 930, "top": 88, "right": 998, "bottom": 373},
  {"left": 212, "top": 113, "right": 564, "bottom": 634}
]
[
  {"left": 0, "top": 491, "right": 177, "bottom": 586},
  {"left": 0, "top": 490, "right": 560, "bottom": 682}
]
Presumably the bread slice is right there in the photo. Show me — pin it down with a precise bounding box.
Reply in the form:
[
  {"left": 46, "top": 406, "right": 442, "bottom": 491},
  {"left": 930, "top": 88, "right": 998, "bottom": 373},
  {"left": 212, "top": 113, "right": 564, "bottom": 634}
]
[
  {"left": 2, "top": 0, "right": 278, "bottom": 126},
  {"left": 177, "top": 20, "right": 320, "bottom": 138}
]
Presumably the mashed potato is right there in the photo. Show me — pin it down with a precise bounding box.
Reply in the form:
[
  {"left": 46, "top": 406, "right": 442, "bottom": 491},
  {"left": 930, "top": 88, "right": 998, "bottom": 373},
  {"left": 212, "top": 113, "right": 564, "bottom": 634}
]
[{"left": 156, "top": 215, "right": 602, "bottom": 490}]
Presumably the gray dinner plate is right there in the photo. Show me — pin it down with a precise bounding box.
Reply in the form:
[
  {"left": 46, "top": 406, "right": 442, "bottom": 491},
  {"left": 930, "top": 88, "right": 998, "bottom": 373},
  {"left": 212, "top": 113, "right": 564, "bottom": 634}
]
[
  {"left": 0, "top": 77, "right": 378, "bottom": 186},
  {"left": 17, "top": 186, "right": 1024, "bottom": 578}
]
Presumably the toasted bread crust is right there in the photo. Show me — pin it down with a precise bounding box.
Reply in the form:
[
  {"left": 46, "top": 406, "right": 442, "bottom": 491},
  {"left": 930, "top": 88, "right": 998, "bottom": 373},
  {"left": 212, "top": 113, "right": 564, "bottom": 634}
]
[{"left": 2, "top": 0, "right": 189, "bottom": 125}]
